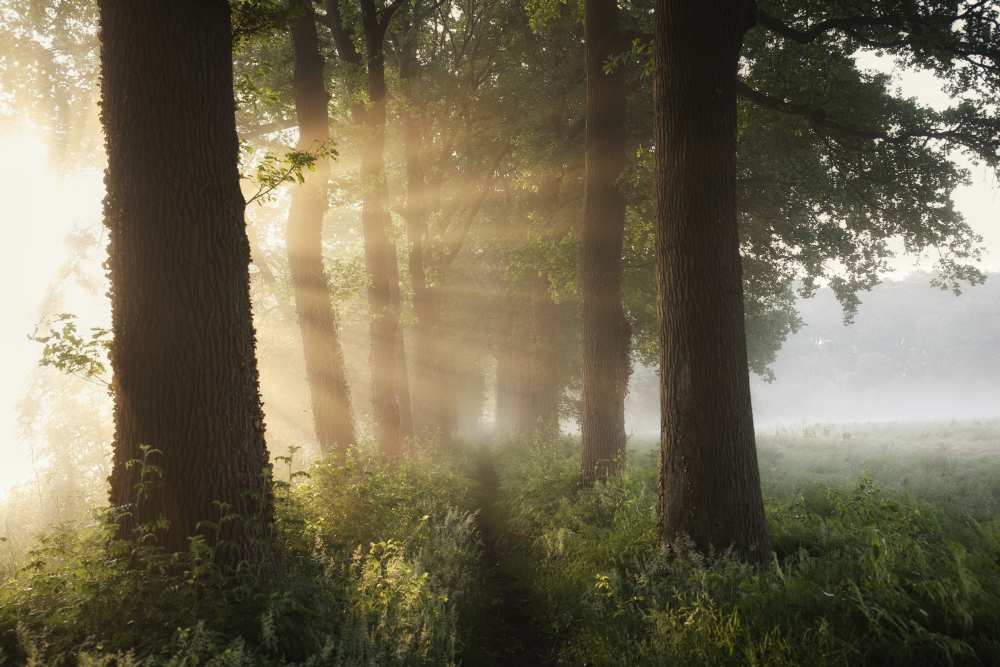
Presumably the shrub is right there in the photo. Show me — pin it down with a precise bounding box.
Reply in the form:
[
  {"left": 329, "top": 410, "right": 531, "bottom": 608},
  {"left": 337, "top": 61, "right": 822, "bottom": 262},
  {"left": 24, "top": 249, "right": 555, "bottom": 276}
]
[
  {"left": 0, "top": 440, "right": 483, "bottom": 666},
  {"left": 495, "top": 440, "right": 1000, "bottom": 666}
]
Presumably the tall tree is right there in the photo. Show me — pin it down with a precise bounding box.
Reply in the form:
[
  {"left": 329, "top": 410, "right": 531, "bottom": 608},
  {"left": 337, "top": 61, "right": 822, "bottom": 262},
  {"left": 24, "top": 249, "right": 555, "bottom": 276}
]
[
  {"left": 652, "top": 0, "right": 1000, "bottom": 562},
  {"left": 322, "top": 0, "right": 412, "bottom": 455},
  {"left": 287, "top": 0, "right": 356, "bottom": 455},
  {"left": 398, "top": 38, "right": 440, "bottom": 437},
  {"left": 360, "top": 0, "right": 411, "bottom": 455},
  {"left": 654, "top": 0, "right": 770, "bottom": 563},
  {"left": 99, "top": 0, "right": 272, "bottom": 561},
  {"left": 516, "top": 173, "right": 566, "bottom": 437},
  {"left": 580, "top": 0, "right": 630, "bottom": 482},
  {"left": 392, "top": 0, "right": 510, "bottom": 441}
]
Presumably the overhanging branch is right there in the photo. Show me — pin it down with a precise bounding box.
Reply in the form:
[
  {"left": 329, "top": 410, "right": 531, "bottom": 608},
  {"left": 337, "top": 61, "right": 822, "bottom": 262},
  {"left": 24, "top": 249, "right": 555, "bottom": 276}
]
[
  {"left": 756, "top": 10, "right": 904, "bottom": 44},
  {"left": 736, "top": 80, "right": 991, "bottom": 154}
]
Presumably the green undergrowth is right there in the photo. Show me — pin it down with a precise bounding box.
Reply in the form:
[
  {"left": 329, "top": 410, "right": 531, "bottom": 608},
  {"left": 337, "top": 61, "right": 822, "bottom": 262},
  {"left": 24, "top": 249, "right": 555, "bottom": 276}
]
[
  {"left": 493, "top": 437, "right": 1000, "bottom": 666},
  {"left": 0, "top": 441, "right": 483, "bottom": 666},
  {"left": 3, "top": 426, "right": 1000, "bottom": 666}
]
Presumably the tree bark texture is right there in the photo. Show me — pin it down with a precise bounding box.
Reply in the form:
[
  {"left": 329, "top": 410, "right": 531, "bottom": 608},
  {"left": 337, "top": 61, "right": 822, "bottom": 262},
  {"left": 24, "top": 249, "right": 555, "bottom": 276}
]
[
  {"left": 99, "top": 0, "right": 272, "bottom": 562},
  {"left": 360, "top": 0, "right": 409, "bottom": 456},
  {"left": 288, "top": 0, "right": 356, "bottom": 455},
  {"left": 654, "top": 0, "right": 772, "bottom": 563},
  {"left": 580, "top": 0, "right": 631, "bottom": 482}
]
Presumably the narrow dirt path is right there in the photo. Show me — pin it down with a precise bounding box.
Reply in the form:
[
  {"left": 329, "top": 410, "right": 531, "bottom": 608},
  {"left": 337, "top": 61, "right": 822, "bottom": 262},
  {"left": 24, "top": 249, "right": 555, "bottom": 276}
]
[{"left": 464, "top": 448, "right": 552, "bottom": 667}]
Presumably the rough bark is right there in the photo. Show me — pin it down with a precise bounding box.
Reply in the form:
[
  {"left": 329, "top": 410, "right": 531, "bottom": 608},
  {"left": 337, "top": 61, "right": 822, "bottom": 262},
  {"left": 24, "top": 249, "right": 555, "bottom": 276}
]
[
  {"left": 580, "top": 0, "right": 631, "bottom": 482},
  {"left": 287, "top": 0, "right": 356, "bottom": 455},
  {"left": 654, "top": 0, "right": 772, "bottom": 563},
  {"left": 99, "top": 0, "right": 272, "bottom": 563},
  {"left": 359, "top": 0, "right": 409, "bottom": 456}
]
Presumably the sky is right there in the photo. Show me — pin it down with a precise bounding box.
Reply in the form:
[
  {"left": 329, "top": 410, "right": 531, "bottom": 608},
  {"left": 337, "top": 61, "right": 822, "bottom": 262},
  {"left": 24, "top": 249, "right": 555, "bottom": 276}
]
[
  {"left": 0, "top": 59, "right": 997, "bottom": 500},
  {"left": 860, "top": 53, "right": 1000, "bottom": 276}
]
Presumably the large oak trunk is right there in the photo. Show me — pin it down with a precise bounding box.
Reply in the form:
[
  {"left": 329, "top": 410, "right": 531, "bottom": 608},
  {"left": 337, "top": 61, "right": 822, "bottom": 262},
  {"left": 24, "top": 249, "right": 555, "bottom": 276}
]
[
  {"left": 288, "top": 0, "right": 356, "bottom": 455},
  {"left": 100, "top": 0, "right": 272, "bottom": 563},
  {"left": 654, "top": 0, "right": 772, "bottom": 563},
  {"left": 580, "top": 0, "right": 630, "bottom": 482}
]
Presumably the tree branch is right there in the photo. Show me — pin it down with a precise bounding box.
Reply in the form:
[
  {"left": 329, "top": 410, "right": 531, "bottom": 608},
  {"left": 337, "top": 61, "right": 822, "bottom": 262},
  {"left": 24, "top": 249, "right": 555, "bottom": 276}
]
[
  {"left": 736, "top": 81, "right": 882, "bottom": 140},
  {"left": 755, "top": 7, "right": 1000, "bottom": 75},
  {"left": 735, "top": 80, "right": 991, "bottom": 153},
  {"left": 378, "top": 0, "right": 409, "bottom": 34},
  {"left": 320, "top": 0, "right": 363, "bottom": 65},
  {"left": 434, "top": 143, "right": 511, "bottom": 273},
  {"left": 756, "top": 10, "right": 903, "bottom": 44}
]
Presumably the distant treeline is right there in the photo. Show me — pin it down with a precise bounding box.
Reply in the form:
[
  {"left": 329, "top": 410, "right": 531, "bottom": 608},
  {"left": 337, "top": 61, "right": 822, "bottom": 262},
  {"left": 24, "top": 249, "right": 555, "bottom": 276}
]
[{"left": 628, "top": 272, "right": 1000, "bottom": 429}]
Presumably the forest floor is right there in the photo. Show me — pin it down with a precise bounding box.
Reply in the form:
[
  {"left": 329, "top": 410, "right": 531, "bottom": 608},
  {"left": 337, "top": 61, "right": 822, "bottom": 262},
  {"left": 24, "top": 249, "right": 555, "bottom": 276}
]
[
  {"left": 466, "top": 449, "right": 552, "bottom": 666},
  {"left": 2, "top": 421, "right": 1000, "bottom": 666}
]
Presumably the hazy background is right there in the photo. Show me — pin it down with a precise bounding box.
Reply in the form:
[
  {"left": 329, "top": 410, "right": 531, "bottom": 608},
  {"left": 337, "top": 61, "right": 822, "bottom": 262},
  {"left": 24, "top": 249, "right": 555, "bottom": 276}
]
[{"left": 0, "top": 58, "right": 997, "bottom": 499}]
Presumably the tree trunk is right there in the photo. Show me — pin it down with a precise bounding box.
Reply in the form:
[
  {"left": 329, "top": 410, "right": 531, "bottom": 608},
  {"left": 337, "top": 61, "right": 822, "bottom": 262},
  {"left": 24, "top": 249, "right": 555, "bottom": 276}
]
[
  {"left": 100, "top": 0, "right": 272, "bottom": 564},
  {"left": 580, "top": 0, "right": 630, "bottom": 482},
  {"left": 516, "top": 274, "right": 560, "bottom": 435},
  {"left": 287, "top": 0, "right": 356, "bottom": 455},
  {"left": 521, "top": 176, "right": 564, "bottom": 437},
  {"left": 494, "top": 297, "right": 519, "bottom": 437},
  {"left": 511, "top": 287, "right": 538, "bottom": 437},
  {"left": 453, "top": 327, "right": 486, "bottom": 439},
  {"left": 654, "top": 0, "right": 772, "bottom": 563},
  {"left": 360, "top": 0, "right": 408, "bottom": 456},
  {"left": 399, "top": 83, "right": 443, "bottom": 438},
  {"left": 396, "top": 311, "right": 414, "bottom": 442}
]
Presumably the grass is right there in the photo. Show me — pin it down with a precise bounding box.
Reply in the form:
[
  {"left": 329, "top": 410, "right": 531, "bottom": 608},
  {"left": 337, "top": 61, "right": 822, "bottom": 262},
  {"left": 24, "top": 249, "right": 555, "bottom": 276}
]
[
  {"left": 755, "top": 421, "right": 1000, "bottom": 520},
  {"left": 0, "top": 441, "right": 484, "bottom": 666},
  {"left": 493, "top": 424, "right": 1000, "bottom": 666},
  {"left": 0, "top": 422, "right": 998, "bottom": 665}
]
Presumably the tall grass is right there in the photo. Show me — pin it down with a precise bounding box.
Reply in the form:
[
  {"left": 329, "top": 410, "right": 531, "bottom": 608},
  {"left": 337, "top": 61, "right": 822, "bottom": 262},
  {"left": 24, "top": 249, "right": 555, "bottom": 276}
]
[
  {"left": 0, "top": 441, "right": 483, "bottom": 666},
  {"left": 494, "top": 434, "right": 1000, "bottom": 666},
  {"left": 2, "top": 424, "right": 998, "bottom": 665}
]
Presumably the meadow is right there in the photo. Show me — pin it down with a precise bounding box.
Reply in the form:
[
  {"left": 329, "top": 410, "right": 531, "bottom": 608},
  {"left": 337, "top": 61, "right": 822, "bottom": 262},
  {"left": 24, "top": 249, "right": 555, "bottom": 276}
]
[{"left": 1, "top": 421, "right": 999, "bottom": 666}]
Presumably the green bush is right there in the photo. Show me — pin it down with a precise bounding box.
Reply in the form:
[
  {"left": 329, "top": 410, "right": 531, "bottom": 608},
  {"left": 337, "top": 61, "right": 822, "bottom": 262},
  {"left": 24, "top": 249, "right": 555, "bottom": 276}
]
[
  {"left": 0, "top": 441, "right": 483, "bottom": 666},
  {"left": 4, "top": 428, "right": 999, "bottom": 666},
  {"left": 494, "top": 439, "right": 1000, "bottom": 666}
]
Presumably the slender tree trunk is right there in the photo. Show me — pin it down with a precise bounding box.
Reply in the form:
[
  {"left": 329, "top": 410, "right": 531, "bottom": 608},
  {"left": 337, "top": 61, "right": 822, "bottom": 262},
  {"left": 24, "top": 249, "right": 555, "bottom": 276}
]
[
  {"left": 452, "top": 325, "right": 486, "bottom": 439},
  {"left": 287, "top": 0, "right": 356, "bottom": 455},
  {"left": 521, "top": 176, "right": 564, "bottom": 436},
  {"left": 580, "top": 0, "right": 630, "bottom": 482},
  {"left": 100, "top": 0, "right": 272, "bottom": 563},
  {"left": 494, "top": 297, "right": 519, "bottom": 437},
  {"left": 511, "top": 287, "right": 538, "bottom": 436},
  {"left": 396, "top": 308, "right": 414, "bottom": 441},
  {"left": 518, "top": 274, "right": 561, "bottom": 435},
  {"left": 654, "top": 0, "right": 772, "bottom": 563},
  {"left": 360, "top": 0, "right": 408, "bottom": 456},
  {"left": 400, "top": 66, "right": 445, "bottom": 440}
]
